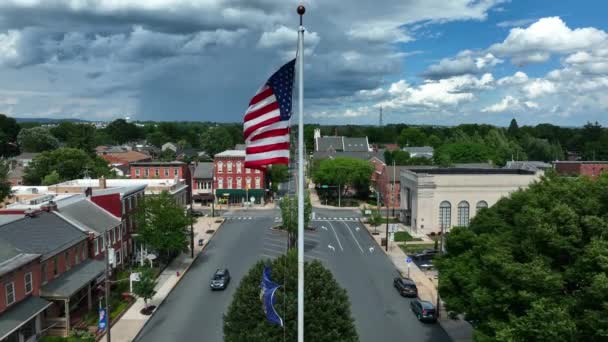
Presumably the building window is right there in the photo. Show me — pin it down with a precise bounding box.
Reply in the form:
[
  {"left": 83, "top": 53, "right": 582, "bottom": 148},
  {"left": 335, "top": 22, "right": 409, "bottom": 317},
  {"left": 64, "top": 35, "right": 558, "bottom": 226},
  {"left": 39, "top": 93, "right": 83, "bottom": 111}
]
[
  {"left": 65, "top": 251, "right": 70, "bottom": 271},
  {"left": 236, "top": 161, "right": 242, "bottom": 173},
  {"left": 118, "top": 226, "right": 122, "bottom": 241},
  {"left": 41, "top": 263, "right": 47, "bottom": 285},
  {"left": 53, "top": 256, "right": 58, "bottom": 276},
  {"left": 144, "top": 168, "right": 149, "bottom": 177},
  {"left": 24, "top": 273, "right": 33, "bottom": 294},
  {"left": 75, "top": 245, "right": 80, "bottom": 264},
  {"left": 458, "top": 201, "right": 470, "bottom": 227},
  {"left": 237, "top": 177, "right": 242, "bottom": 188},
  {"left": 155, "top": 168, "right": 159, "bottom": 177},
  {"left": 227, "top": 177, "right": 233, "bottom": 189},
  {"left": 218, "top": 177, "right": 223, "bottom": 189},
  {"left": 101, "top": 236, "right": 106, "bottom": 252},
  {"left": 227, "top": 161, "right": 233, "bottom": 173},
  {"left": 135, "top": 168, "right": 140, "bottom": 176},
  {"left": 255, "top": 176, "right": 261, "bottom": 188},
  {"left": 217, "top": 161, "right": 223, "bottom": 173},
  {"left": 476, "top": 201, "right": 488, "bottom": 211},
  {"left": 246, "top": 168, "right": 250, "bottom": 174},
  {"left": 5, "top": 282, "right": 15, "bottom": 305},
  {"left": 112, "top": 228, "right": 116, "bottom": 243},
  {"left": 255, "top": 169, "right": 261, "bottom": 174},
  {"left": 439, "top": 201, "right": 451, "bottom": 230},
  {"left": 164, "top": 168, "right": 169, "bottom": 177},
  {"left": 174, "top": 167, "right": 179, "bottom": 176},
  {"left": 246, "top": 177, "right": 251, "bottom": 189},
  {"left": 116, "top": 250, "right": 122, "bottom": 265},
  {"left": 82, "top": 242, "right": 88, "bottom": 259}
]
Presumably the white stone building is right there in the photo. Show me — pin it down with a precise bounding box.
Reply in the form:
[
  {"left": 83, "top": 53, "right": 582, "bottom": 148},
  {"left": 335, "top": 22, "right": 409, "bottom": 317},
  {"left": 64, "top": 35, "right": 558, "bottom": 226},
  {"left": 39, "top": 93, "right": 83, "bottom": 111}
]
[{"left": 400, "top": 167, "right": 543, "bottom": 234}]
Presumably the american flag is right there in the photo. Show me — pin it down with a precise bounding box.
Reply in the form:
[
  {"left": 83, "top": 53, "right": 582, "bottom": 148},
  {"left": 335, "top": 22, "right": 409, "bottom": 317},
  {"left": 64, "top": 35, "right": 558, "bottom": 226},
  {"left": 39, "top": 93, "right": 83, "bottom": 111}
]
[{"left": 243, "top": 59, "right": 295, "bottom": 170}]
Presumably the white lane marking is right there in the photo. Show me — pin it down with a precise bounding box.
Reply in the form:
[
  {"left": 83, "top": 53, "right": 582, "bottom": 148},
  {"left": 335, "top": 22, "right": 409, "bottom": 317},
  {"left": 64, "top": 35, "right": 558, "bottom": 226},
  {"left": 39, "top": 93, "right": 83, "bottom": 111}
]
[
  {"left": 327, "top": 221, "right": 344, "bottom": 251},
  {"left": 321, "top": 226, "right": 328, "bottom": 231},
  {"left": 263, "top": 246, "right": 287, "bottom": 254},
  {"left": 342, "top": 221, "right": 364, "bottom": 254},
  {"left": 260, "top": 253, "right": 278, "bottom": 259},
  {"left": 328, "top": 244, "right": 336, "bottom": 252},
  {"left": 264, "top": 241, "right": 287, "bottom": 249},
  {"left": 369, "top": 246, "right": 375, "bottom": 253},
  {"left": 355, "top": 227, "right": 360, "bottom": 231}
]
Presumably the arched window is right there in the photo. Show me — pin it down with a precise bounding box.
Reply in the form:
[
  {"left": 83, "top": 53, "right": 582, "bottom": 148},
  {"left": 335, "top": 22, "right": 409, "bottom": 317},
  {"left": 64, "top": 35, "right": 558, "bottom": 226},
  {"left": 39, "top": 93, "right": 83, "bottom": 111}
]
[
  {"left": 458, "top": 201, "right": 470, "bottom": 227},
  {"left": 439, "top": 201, "right": 451, "bottom": 230},
  {"left": 476, "top": 200, "right": 488, "bottom": 212},
  {"left": 217, "top": 161, "right": 223, "bottom": 173}
]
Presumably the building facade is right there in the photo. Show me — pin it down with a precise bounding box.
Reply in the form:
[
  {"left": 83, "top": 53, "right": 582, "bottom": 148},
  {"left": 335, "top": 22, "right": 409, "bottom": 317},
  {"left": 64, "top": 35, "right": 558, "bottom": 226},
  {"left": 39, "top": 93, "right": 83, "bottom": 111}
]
[
  {"left": 554, "top": 161, "right": 608, "bottom": 178},
  {"left": 400, "top": 168, "right": 543, "bottom": 234},
  {"left": 192, "top": 162, "right": 214, "bottom": 204},
  {"left": 213, "top": 150, "right": 265, "bottom": 204}
]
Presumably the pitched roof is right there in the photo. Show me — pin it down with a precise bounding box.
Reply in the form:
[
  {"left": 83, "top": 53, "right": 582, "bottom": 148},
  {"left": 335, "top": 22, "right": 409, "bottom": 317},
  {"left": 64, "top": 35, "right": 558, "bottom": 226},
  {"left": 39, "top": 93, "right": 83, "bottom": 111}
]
[
  {"left": 343, "top": 137, "right": 369, "bottom": 152},
  {"left": 313, "top": 150, "right": 385, "bottom": 162},
  {"left": 215, "top": 150, "right": 246, "bottom": 158},
  {"left": 57, "top": 199, "right": 121, "bottom": 235},
  {"left": 102, "top": 151, "right": 151, "bottom": 163},
  {"left": 0, "top": 212, "right": 87, "bottom": 260},
  {"left": 315, "top": 136, "right": 343, "bottom": 152},
  {"left": 0, "top": 296, "right": 52, "bottom": 339},
  {"left": 40, "top": 259, "right": 105, "bottom": 298},
  {"left": 130, "top": 161, "right": 185, "bottom": 166},
  {"left": 193, "top": 162, "right": 214, "bottom": 179},
  {"left": 0, "top": 238, "right": 39, "bottom": 277},
  {"left": 403, "top": 146, "right": 434, "bottom": 154}
]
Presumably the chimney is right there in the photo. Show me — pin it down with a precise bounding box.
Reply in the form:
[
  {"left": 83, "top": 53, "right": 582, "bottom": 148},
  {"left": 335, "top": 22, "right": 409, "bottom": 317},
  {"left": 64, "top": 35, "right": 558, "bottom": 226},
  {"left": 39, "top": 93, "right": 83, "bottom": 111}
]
[{"left": 100, "top": 176, "right": 107, "bottom": 189}]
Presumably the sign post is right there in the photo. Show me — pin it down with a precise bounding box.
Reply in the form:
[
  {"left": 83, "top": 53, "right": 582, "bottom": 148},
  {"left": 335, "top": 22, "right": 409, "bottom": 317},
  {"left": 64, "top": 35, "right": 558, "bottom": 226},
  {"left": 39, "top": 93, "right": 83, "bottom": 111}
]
[{"left": 406, "top": 256, "right": 412, "bottom": 278}]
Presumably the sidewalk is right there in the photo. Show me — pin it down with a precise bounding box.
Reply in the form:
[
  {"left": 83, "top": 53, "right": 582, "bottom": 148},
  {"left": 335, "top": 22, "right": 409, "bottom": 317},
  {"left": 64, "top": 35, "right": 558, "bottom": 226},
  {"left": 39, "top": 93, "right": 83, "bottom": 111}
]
[
  {"left": 102, "top": 216, "right": 224, "bottom": 342},
  {"left": 362, "top": 223, "right": 473, "bottom": 342}
]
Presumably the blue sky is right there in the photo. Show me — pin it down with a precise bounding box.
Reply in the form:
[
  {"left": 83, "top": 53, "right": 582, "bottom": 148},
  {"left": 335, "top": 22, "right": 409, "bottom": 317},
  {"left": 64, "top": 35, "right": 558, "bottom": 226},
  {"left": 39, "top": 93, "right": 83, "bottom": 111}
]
[{"left": 0, "top": 0, "right": 607, "bottom": 127}]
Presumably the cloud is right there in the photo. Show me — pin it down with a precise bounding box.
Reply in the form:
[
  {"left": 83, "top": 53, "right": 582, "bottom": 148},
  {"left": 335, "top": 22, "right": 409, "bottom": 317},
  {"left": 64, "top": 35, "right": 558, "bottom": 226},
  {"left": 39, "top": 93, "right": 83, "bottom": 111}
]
[
  {"left": 497, "top": 71, "right": 529, "bottom": 85},
  {"left": 490, "top": 17, "right": 608, "bottom": 65},
  {"left": 523, "top": 79, "right": 557, "bottom": 98},
  {"left": 347, "top": 25, "right": 413, "bottom": 43},
  {"left": 496, "top": 18, "right": 537, "bottom": 28},
  {"left": 423, "top": 50, "right": 502, "bottom": 79},
  {"left": 257, "top": 25, "right": 319, "bottom": 49},
  {"left": 481, "top": 95, "right": 538, "bottom": 113}
]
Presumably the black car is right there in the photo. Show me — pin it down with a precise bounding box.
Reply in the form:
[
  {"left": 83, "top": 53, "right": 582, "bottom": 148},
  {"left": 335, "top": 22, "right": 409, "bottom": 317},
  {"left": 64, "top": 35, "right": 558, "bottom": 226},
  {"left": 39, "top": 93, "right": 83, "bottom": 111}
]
[
  {"left": 413, "top": 249, "right": 438, "bottom": 260},
  {"left": 210, "top": 268, "right": 231, "bottom": 290},
  {"left": 410, "top": 299, "right": 437, "bottom": 323},
  {"left": 393, "top": 277, "right": 418, "bottom": 297}
]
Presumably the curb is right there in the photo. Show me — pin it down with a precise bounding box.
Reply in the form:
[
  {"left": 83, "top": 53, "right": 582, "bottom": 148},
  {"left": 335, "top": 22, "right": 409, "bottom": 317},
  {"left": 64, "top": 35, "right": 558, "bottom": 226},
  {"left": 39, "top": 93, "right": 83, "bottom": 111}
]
[{"left": 129, "top": 219, "right": 225, "bottom": 342}]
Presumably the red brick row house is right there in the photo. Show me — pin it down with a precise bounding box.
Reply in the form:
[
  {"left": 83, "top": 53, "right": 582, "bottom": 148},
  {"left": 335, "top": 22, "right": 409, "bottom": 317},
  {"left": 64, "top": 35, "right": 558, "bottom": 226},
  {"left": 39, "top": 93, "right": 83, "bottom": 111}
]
[{"left": 213, "top": 150, "right": 266, "bottom": 204}]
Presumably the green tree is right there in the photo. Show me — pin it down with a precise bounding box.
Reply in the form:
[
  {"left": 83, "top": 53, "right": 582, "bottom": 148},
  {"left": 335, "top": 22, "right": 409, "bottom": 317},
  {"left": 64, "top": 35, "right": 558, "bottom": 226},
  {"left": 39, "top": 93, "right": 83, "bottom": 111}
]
[
  {"left": 223, "top": 250, "right": 358, "bottom": 342},
  {"left": 0, "top": 162, "right": 11, "bottom": 202},
  {"left": 398, "top": 127, "right": 427, "bottom": 147},
  {"left": 145, "top": 131, "right": 168, "bottom": 148},
  {"left": 134, "top": 192, "right": 193, "bottom": 261},
  {"left": 22, "top": 148, "right": 110, "bottom": 185},
  {"left": 507, "top": 118, "right": 520, "bottom": 138},
  {"left": 17, "top": 127, "right": 59, "bottom": 152},
  {"left": 41, "top": 171, "right": 61, "bottom": 186},
  {"left": 106, "top": 119, "right": 143, "bottom": 144},
  {"left": 437, "top": 174, "right": 608, "bottom": 341},
  {"left": 279, "top": 192, "right": 312, "bottom": 249},
  {"left": 434, "top": 142, "right": 492, "bottom": 165},
  {"left": 200, "top": 126, "right": 235, "bottom": 156},
  {"left": 268, "top": 165, "right": 289, "bottom": 193},
  {"left": 50, "top": 122, "right": 97, "bottom": 153},
  {"left": 0, "top": 114, "right": 20, "bottom": 158},
  {"left": 313, "top": 158, "right": 374, "bottom": 198},
  {"left": 132, "top": 268, "right": 158, "bottom": 310}
]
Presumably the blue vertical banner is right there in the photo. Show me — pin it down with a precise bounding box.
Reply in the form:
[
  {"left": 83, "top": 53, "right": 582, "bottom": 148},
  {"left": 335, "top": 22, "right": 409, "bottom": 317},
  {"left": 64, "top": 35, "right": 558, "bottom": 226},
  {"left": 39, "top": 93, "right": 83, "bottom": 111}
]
[
  {"left": 260, "top": 266, "right": 284, "bottom": 327},
  {"left": 98, "top": 308, "right": 107, "bottom": 330}
]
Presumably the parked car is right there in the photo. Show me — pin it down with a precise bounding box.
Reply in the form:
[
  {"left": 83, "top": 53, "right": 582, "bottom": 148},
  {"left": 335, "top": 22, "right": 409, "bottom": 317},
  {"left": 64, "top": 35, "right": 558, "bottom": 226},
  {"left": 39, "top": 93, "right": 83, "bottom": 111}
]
[
  {"left": 410, "top": 299, "right": 437, "bottom": 323},
  {"left": 393, "top": 277, "right": 418, "bottom": 297},
  {"left": 191, "top": 210, "right": 205, "bottom": 217},
  {"left": 413, "top": 249, "right": 437, "bottom": 260},
  {"left": 210, "top": 268, "right": 231, "bottom": 290}
]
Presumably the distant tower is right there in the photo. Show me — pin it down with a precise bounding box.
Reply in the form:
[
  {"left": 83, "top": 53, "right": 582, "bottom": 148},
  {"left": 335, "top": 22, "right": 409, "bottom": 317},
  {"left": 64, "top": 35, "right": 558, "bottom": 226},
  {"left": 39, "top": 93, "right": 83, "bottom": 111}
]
[{"left": 379, "top": 106, "right": 383, "bottom": 127}]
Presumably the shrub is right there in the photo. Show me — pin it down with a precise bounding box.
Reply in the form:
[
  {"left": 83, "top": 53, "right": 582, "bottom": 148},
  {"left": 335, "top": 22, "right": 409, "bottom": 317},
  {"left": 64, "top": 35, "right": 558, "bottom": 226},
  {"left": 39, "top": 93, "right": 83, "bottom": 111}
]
[{"left": 394, "top": 231, "right": 413, "bottom": 242}]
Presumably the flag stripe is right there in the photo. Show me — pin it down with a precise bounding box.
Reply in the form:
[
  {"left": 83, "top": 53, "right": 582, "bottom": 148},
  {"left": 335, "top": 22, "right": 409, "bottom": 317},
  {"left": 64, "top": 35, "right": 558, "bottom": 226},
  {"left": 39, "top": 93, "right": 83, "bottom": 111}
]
[
  {"left": 244, "top": 101, "right": 280, "bottom": 122},
  {"left": 243, "top": 108, "right": 280, "bottom": 132},
  {"left": 244, "top": 116, "right": 281, "bottom": 141},
  {"left": 246, "top": 93, "right": 276, "bottom": 114},
  {"left": 250, "top": 127, "right": 291, "bottom": 142},
  {"left": 249, "top": 86, "right": 272, "bottom": 106},
  {"left": 245, "top": 120, "right": 289, "bottom": 143},
  {"left": 246, "top": 135, "right": 290, "bottom": 148},
  {"left": 246, "top": 142, "right": 290, "bottom": 155},
  {"left": 245, "top": 157, "right": 289, "bottom": 169},
  {"left": 245, "top": 149, "right": 290, "bottom": 162}
]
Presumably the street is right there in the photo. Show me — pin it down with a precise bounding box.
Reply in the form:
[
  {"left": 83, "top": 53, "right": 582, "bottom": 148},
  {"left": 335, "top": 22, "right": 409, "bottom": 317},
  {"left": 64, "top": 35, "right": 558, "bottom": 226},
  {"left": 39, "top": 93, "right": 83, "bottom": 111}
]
[{"left": 135, "top": 207, "right": 449, "bottom": 342}]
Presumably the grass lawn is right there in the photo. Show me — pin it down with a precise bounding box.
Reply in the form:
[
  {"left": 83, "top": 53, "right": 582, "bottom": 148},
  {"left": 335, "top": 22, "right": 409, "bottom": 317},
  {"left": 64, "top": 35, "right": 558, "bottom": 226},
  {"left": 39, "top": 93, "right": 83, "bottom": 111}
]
[{"left": 399, "top": 243, "right": 436, "bottom": 254}]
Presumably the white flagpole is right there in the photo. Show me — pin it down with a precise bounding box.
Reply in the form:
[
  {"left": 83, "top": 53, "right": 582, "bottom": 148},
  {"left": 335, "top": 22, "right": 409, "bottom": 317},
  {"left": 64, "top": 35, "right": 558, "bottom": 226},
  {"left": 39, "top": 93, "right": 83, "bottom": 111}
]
[{"left": 296, "top": 5, "right": 305, "bottom": 342}]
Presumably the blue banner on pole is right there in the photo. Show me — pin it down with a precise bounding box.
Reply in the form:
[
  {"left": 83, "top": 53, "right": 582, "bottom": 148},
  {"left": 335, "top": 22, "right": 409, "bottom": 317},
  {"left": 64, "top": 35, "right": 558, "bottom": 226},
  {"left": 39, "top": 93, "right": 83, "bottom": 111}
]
[
  {"left": 98, "top": 308, "right": 107, "bottom": 330},
  {"left": 260, "top": 266, "right": 284, "bottom": 327}
]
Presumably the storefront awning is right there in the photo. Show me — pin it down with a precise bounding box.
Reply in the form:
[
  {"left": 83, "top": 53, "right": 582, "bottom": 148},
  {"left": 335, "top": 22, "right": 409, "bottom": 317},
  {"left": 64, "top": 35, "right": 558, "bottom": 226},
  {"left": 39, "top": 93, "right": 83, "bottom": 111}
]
[
  {"left": 0, "top": 296, "right": 52, "bottom": 340},
  {"left": 40, "top": 259, "right": 105, "bottom": 299},
  {"left": 215, "top": 189, "right": 264, "bottom": 197}
]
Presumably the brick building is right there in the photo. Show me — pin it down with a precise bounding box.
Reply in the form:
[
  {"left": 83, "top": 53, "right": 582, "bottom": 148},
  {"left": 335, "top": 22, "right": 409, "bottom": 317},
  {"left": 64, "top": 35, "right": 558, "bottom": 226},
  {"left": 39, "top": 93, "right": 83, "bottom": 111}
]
[
  {"left": 554, "top": 161, "right": 608, "bottom": 178},
  {"left": 191, "top": 162, "right": 214, "bottom": 204},
  {"left": 214, "top": 150, "right": 266, "bottom": 204},
  {"left": 130, "top": 161, "right": 192, "bottom": 202}
]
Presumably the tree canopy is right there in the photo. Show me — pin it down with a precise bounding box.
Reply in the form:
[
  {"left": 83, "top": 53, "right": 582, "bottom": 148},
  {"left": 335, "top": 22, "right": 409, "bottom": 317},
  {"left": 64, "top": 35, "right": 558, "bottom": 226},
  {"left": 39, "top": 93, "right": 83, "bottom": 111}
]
[
  {"left": 279, "top": 193, "right": 312, "bottom": 248},
  {"left": 313, "top": 157, "right": 374, "bottom": 197},
  {"left": 50, "top": 122, "right": 97, "bottom": 153},
  {"left": 133, "top": 268, "right": 158, "bottom": 309},
  {"left": 0, "top": 162, "right": 11, "bottom": 202},
  {"left": 0, "top": 114, "right": 20, "bottom": 158},
  {"left": 437, "top": 174, "right": 608, "bottom": 341},
  {"left": 22, "top": 148, "right": 110, "bottom": 185},
  {"left": 223, "top": 250, "right": 358, "bottom": 342},
  {"left": 105, "top": 119, "right": 144, "bottom": 144},
  {"left": 17, "top": 127, "right": 59, "bottom": 152},
  {"left": 268, "top": 164, "right": 289, "bottom": 192},
  {"left": 134, "top": 192, "right": 193, "bottom": 261}
]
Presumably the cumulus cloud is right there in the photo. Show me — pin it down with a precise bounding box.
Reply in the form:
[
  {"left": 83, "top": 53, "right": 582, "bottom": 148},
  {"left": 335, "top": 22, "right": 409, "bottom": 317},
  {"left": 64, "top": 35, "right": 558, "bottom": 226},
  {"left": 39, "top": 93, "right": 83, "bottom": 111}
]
[
  {"left": 257, "top": 25, "right": 320, "bottom": 50},
  {"left": 523, "top": 79, "right": 557, "bottom": 98},
  {"left": 490, "top": 17, "right": 608, "bottom": 65},
  {"left": 423, "top": 50, "right": 502, "bottom": 79},
  {"left": 497, "top": 71, "right": 529, "bottom": 85},
  {"left": 481, "top": 95, "right": 538, "bottom": 113}
]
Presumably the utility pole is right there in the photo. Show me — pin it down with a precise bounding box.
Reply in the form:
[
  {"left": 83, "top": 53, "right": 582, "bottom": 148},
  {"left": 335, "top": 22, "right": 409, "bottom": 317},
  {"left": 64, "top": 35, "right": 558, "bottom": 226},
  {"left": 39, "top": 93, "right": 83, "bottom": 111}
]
[
  {"left": 385, "top": 192, "right": 389, "bottom": 252},
  {"left": 190, "top": 194, "right": 194, "bottom": 258},
  {"left": 392, "top": 160, "right": 396, "bottom": 217},
  {"left": 104, "top": 233, "right": 111, "bottom": 342},
  {"left": 436, "top": 221, "right": 446, "bottom": 319},
  {"left": 211, "top": 176, "right": 215, "bottom": 217}
]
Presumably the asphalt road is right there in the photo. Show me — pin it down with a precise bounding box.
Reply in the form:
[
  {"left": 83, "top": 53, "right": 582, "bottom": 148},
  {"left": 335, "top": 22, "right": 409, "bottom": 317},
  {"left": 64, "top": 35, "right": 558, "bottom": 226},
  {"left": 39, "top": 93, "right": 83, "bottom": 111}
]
[{"left": 135, "top": 208, "right": 449, "bottom": 342}]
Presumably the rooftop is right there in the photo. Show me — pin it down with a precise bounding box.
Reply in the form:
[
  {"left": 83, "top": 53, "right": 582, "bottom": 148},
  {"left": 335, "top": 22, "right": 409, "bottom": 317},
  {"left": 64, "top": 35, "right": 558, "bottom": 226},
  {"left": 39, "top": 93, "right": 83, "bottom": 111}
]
[
  {"left": 407, "top": 167, "right": 537, "bottom": 175},
  {"left": 57, "top": 199, "right": 121, "bottom": 234},
  {"left": 193, "top": 162, "right": 214, "bottom": 179},
  {"left": 215, "top": 150, "right": 246, "bottom": 158},
  {"left": 403, "top": 146, "right": 434, "bottom": 154},
  {"left": 0, "top": 296, "right": 52, "bottom": 339},
  {"left": 41, "top": 259, "right": 105, "bottom": 299},
  {"left": 130, "top": 161, "right": 186, "bottom": 166},
  {"left": 554, "top": 161, "right": 608, "bottom": 164},
  {"left": 0, "top": 211, "right": 87, "bottom": 260}
]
